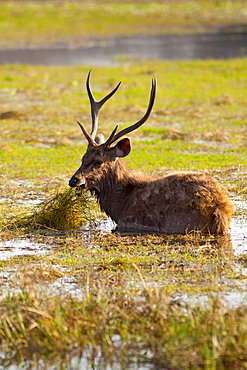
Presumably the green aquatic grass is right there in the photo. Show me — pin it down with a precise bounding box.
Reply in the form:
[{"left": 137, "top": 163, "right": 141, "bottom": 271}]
[
  {"left": 0, "top": 138, "right": 246, "bottom": 183},
  {"left": 0, "top": 1, "right": 246, "bottom": 48}
]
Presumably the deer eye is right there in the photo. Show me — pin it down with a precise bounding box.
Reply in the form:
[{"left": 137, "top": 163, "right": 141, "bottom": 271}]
[{"left": 94, "top": 160, "right": 103, "bottom": 167}]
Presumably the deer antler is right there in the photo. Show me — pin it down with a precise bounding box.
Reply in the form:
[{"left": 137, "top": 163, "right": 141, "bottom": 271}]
[
  {"left": 79, "top": 70, "right": 121, "bottom": 144},
  {"left": 104, "top": 77, "right": 156, "bottom": 147}
]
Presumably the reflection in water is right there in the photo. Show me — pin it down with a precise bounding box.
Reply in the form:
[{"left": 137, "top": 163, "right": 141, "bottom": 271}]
[{"left": 1, "top": 31, "right": 247, "bottom": 66}]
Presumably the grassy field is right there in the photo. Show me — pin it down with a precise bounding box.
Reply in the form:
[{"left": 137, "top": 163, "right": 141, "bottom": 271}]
[
  {"left": 0, "top": 0, "right": 246, "bottom": 47},
  {"left": 1, "top": 0, "right": 247, "bottom": 368},
  {"left": 1, "top": 61, "right": 247, "bottom": 183}
]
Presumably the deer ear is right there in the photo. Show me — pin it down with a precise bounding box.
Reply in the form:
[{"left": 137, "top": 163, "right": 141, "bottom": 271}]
[{"left": 114, "top": 138, "right": 131, "bottom": 157}]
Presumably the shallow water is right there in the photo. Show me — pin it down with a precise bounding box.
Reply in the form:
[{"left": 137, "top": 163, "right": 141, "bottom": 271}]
[
  {"left": 0, "top": 238, "right": 48, "bottom": 260},
  {"left": 230, "top": 218, "right": 247, "bottom": 255},
  {"left": 5, "top": 356, "right": 151, "bottom": 370},
  {"left": 231, "top": 198, "right": 247, "bottom": 256},
  {"left": 1, "top": 30, "right": 247, "bottom": 66}
]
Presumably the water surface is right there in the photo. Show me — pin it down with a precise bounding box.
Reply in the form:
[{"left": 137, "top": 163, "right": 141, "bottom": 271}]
[{"left": 1, "top": 30, "right": 247, "bottom": 66}]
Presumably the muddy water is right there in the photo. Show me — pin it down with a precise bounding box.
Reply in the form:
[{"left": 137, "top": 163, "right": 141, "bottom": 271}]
[
  {"left": 1, "top": 30, "right": 247, "bottom": 66},
  {"left": 0, "top": 202, "right": 246, "bottom": 370}
]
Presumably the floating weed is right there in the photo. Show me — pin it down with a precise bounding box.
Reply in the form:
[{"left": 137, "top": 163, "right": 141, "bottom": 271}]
[{"left": 17, "top": 188, "right": 97, "bottom": 231}]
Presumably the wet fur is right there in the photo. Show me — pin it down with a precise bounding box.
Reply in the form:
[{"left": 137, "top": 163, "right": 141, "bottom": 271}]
[{"left": 82, "top": 156, "right": 233, "bottom": 235}]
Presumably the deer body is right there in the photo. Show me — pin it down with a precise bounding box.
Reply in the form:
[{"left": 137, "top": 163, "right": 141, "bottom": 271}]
[{"left": 69, "top": 72, "right": 233, "bottom": 234}]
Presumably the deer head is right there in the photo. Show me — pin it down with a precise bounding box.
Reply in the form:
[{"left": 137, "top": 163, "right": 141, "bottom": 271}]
[{"left": 69, "top": 71, "right": 156, "bottom": 191}]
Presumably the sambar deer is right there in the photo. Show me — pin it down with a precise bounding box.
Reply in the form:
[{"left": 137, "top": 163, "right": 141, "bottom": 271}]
[{"left": 69, "top": 71, "right": 233, "bottom": 234}]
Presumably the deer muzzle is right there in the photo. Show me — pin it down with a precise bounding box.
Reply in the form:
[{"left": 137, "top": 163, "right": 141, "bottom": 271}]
[{"left": 69, "top": 175, "right": 85, "bottom": 188}]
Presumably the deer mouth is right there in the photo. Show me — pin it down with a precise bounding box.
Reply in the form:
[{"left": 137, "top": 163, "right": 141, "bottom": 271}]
[{"left": 75, "top": 185, "right": 84, "bottom": 196}]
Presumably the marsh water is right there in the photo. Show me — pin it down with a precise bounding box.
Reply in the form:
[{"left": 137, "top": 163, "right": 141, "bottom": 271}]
[
  {"left": 1, "top": 29, "right": 247, "bottom": 65},
  {"left": 1, "top": 197, "right": 246, "bottom": 260}
]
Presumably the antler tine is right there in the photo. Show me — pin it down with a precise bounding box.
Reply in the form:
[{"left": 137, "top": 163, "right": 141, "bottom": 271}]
[
  {"left": 77, "top": 120, "right": 93, "bottom": 144},
  {"left": 86, "top": 70, "right": 121, "bottom": 141},
  {"left": 103, "top": 125, "right": 119, "bottom": 147},
  {"left": 107, "top": 77, "right": 157, "bottom": 146}
]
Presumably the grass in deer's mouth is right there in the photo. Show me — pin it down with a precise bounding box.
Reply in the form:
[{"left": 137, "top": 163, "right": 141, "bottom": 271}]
[{"left": 15, "top": 188, "right": 96, "bottom": 231}]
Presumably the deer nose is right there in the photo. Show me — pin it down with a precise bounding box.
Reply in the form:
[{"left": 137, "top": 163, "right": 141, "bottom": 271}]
[{"left": 69, "top": 176, "right": 79, "bottom": 187}]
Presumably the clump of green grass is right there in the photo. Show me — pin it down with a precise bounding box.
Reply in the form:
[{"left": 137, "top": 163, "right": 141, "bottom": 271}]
[{"left": 20, "top": 188, "right": 96, "bottom": 231}]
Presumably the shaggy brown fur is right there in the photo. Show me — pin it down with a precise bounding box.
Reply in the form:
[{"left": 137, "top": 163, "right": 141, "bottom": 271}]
[{"left": 69, "top": 141, "right": 233, "bottom": 235}]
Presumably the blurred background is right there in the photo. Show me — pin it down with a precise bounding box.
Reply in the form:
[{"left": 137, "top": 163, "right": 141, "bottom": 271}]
[{"left": 0, "top": 0, "right": 247, "bottom": 65}]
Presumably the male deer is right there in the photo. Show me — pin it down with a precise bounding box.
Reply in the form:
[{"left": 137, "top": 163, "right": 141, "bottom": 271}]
[{"left": 69, "top": 71, "right": 233, "bottom": 234}]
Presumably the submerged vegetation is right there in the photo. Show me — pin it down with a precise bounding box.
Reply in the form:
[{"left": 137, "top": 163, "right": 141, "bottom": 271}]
[{"left": 0, "top": 0, "right": 247, "bottom": 368}]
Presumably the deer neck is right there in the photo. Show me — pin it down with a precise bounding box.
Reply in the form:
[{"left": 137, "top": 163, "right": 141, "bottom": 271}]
[{"left": 93, "top": 158, "right": 135, "bottom": 221}]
